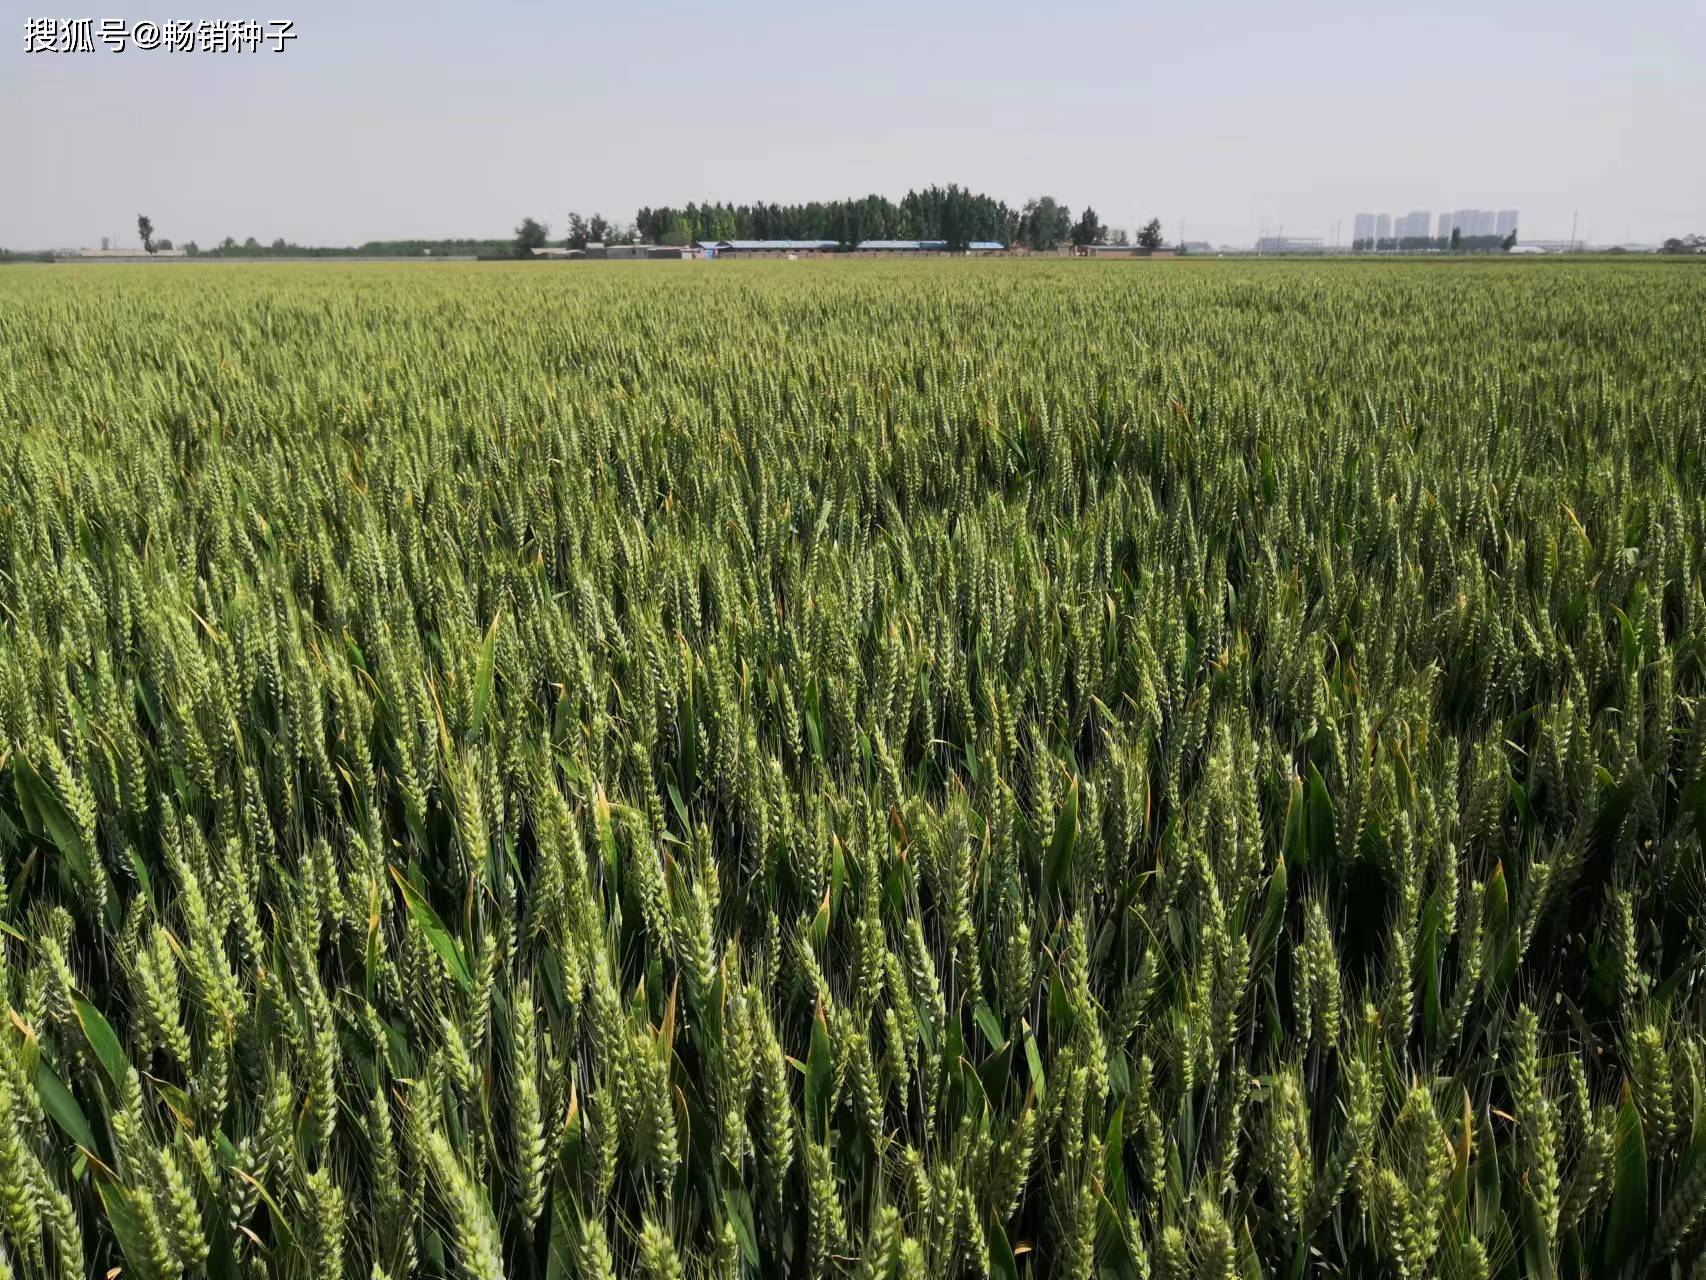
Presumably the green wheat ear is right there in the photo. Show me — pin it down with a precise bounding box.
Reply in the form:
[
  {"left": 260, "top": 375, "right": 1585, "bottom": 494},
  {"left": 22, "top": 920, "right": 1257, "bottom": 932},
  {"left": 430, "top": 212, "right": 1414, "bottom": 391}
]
[{"left": 0, "top": 256, "right": 1701, "bottom": 1278}]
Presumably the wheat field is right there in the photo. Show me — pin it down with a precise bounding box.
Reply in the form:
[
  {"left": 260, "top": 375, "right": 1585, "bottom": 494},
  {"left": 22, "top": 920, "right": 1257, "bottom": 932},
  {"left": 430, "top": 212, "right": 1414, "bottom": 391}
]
[{"left": 0, "top": 257, "right": 1703, "bottom": 1279}]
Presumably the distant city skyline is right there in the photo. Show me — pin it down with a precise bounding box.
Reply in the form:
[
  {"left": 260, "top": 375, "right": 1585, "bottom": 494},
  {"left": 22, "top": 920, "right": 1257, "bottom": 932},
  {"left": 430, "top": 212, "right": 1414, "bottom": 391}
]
[
  {"left": 1351, "top": 208, "right": 1529, "bottom": 247},
  {"left": 5, "top": 0, "right": 1703, "bottom": 251}
]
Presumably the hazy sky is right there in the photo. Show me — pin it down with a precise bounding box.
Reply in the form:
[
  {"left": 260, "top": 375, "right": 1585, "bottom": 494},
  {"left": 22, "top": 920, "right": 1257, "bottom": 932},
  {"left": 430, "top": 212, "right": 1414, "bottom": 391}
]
[{"left": 6, "top": 0, "right": 1705, "bottom": 249}]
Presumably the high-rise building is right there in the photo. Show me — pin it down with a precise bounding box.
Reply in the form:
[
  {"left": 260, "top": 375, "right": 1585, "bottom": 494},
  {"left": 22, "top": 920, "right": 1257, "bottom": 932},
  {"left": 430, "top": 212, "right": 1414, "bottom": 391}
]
[
  {"left": 1395, "top": 211, "right": 1431, "bottom": 240},
  {"left": 1441, "top": 210, "right": 1480, "bottom": 239},
  {"left": 1359, "top": 206, "right": 1517, "bottom": 246}
]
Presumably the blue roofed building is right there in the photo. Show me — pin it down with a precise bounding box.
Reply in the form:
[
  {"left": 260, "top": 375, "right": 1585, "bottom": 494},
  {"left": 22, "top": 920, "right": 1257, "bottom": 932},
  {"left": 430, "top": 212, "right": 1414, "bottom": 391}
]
[
  {"left": 693, "top": 237, "right": 1007, "bottom": 257},
  {"left": 701, "top": 239, "right": 839, "bottom": 256},
  {"left": 855, "top": 239, "right": 1004, "bottom": 254}
]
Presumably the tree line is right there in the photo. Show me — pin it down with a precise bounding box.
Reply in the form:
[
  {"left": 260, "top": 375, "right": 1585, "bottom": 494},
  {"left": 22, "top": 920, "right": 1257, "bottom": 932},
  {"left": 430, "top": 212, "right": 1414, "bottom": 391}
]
[
  {"left": 1352, "top": 230, "right": 1518, "bottom": 253},
  {"left": 629, "top": 187, "right": 1025, "bottom": 250},
  {"left": 123, "top": 216, "right": 517, "bottom": 259},
  {"left": 181, "top": 236, "right": 516, "bottom": 258},
  {"left": 538, "top": 187, "right": 1166, "bottom": 254},
  {"left": 10, "top": 196, "right": 1179, "bottom": 264}
]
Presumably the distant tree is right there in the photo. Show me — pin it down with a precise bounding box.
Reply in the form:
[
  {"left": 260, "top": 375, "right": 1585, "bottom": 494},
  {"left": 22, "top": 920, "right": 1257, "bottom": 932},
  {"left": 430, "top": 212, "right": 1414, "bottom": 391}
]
[
  {"left": 586, "top": 214, "right": 610, "bottom": 244},
  {"left": 931, "top": 183, "right": 985, "bottom": 250},
  {"left": 1070, "top": 206, "right": 1107, "bottom": 247},
  {"left": 514, "top": 217, "right": 549, "bottom": 257},
  {"left": 1450, "top": 227, "right": 1462, "bottom": 251},
  {"left": 1109, "top": 227, "right": 1130, "bottom": 246},
  {"left": 565, "top": 213, "right": 590, "bottom": 249},
  {"left": 660, "top": 215, "right": 693, "bottom": 247},
  {"left": 182, "top": 241, "right": 199, "bottom": 256},
  {"left": 1501, "top": 229, "right": 1517, "bottom": 252},
  {"left": 622, "top": 187, "right": 1047, "bottom": 251},
  {"left": 1022, "top": 197, "right": 1071, "bottom": 250},
  {"left": 271, "top": 237, "right": 288, "bottom": 252},
  {"left": 154, "top": 238, "right": 173, "bottom": 251},
  {"left": 242, "top": 237, "right": 262, "bottom": 252},
  {"left": 137, "top": 214, "right": 155, "bottom": 254},
  {"left": 712, "top": 188, "right": 1010, "bottom": 246},
  {"left": 1136, "top": 218, "right": 1164, "bottom": 250},
  {"left": 1659, "top": 234, "right": 1703, "bottom": 254}
]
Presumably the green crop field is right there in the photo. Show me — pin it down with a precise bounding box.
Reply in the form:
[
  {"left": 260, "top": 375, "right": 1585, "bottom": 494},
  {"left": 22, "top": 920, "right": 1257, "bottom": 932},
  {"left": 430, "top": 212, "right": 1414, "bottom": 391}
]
[{"left": 0, "top": 257, "right": 1703, "bottom": 1280}]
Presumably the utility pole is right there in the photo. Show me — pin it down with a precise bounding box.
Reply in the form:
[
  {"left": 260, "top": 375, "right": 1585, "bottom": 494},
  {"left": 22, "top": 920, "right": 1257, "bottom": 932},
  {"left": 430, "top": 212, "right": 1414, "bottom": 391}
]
[{"left": 1570, "top": 210, "right": 1579, "bottom": 253}]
